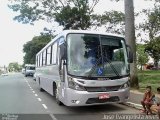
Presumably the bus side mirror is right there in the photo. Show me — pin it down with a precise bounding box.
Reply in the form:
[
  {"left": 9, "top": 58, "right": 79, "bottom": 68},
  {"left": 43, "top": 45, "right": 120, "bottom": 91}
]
[
  {"left": 60, "top": 43, "right": 67, "bottom": 60},
  {"left": 127, "top": 45, "right": 133, "bottom": 63}
]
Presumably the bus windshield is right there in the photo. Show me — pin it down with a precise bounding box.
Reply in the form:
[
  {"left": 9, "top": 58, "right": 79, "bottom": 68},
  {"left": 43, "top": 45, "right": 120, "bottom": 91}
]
[{"left": 67, "top": 33, "right": 129, "bottom": 78}]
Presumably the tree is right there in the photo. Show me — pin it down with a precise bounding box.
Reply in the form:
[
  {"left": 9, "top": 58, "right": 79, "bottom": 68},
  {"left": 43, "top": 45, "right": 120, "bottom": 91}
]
[
  {"left": 23, "top": 35, "right": 51, "bottom": 64},
  {"left": 139, "top": 5, "right": 160, "bottom": 68},
  {"left": 8, "top": 62, "right": 22, "bottom": 72},
  {"left": 125, "top": 0, "right": 138, "bottom": 88},
  {"left": 137, "top": 44, "right": 149, "bottom": 71},
  {"left": 139, "top": 4, "right": 160, "bottom": 40},
  {"left": 145, "top": 37, "right": 160, "bottom": 69},
  {"left": 8, "top": 0, "right": 99, "bottom": 30},
  {"left": 92, "top": 10, "right": 125, "bottom": 35}
]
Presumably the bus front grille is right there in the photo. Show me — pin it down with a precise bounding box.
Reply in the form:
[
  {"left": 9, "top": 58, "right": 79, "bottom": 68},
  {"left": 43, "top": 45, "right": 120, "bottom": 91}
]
[
  {"left": 84, "top": 86, "right": 121, "bottom": 92},
  {"left": 86, "top": 96, "right": 120, "bottom": 104}
]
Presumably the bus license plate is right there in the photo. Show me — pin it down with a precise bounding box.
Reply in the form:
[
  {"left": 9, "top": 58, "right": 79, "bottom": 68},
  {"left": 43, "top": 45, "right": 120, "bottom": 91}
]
[{"left": 99, "top": 94, "right": 110, "bottom": 99}]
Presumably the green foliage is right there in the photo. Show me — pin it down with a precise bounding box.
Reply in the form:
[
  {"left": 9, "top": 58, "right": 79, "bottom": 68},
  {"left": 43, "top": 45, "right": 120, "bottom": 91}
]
[
  {"left": 138, "top": 4, "right": 160, "bottom": 69},
  {"left": 92, "top": 11, "right": 125, "bottom": 35},
  {"left": 9, "top": 0, "right": 127, "bottom": 33},
  {"left": 55, "top": 4, "right": 90, "bottom": 30},
  {"left": 145, "top": 37, "right": 160, "bottom": 68},
  {"left": 8, "top": 62, "right": 22, "bottom": 72},
  {"left": 137, "top": 44, "right": 149, "bottom": 70},
  {"left": 139, "top": 5, "right": 160, "bottom": 40},
  {"left": 8, "top": 0, "right": 99, "bottom": 30},
  {"left": 8, "top": 1, "right": 45, "bottom": 25},
  {"left": 23, "top": 35, "right": 51, "bottom": 64},
  {"left": 138, "top": 70, "right": 160, "bottom": 92}
]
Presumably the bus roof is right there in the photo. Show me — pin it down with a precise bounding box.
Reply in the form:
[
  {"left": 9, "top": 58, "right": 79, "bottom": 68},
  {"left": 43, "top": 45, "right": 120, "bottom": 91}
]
[
  {"left": 36, "top": 30, "right": 124, "bottom": 55},
  {"left": 62, "top": 30, "right": 124, "bottom": 38}
]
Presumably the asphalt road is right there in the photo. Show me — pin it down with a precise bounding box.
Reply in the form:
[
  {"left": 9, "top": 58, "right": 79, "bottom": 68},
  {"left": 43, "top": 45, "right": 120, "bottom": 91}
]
[{"left": 0, "top": 73, "right": 143, "bottom": 120}]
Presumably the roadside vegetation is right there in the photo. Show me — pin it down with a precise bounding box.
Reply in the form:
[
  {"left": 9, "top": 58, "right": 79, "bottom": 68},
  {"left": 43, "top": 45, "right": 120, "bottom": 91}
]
[{"left": 138, "top": 70, "right": 160, "bottom": 93}]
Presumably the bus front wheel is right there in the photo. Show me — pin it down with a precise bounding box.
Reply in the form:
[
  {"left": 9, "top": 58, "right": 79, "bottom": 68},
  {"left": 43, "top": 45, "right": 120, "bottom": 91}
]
[{"left": 40, "top": 88, "right": 44, "bottom": 92}]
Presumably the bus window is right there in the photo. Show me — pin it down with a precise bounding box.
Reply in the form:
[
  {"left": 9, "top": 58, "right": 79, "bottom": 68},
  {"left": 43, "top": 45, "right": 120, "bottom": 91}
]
[
  {"left": 52, "top": 43, "right": 57, "bottom": 64},
  {"left": 47, "top": 46, "right": 51, "bottom": 65},
  {"left": 42, "top": 50, "right": 47, "bottom": 66},
  {"left": 40, "top": 53, "right": 42, "bottom": 67}
]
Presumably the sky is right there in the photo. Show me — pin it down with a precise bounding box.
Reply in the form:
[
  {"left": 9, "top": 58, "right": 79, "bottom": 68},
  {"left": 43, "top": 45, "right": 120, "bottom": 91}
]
[{"left": 0, "top": 0, "right": 155, "bottom": 66}]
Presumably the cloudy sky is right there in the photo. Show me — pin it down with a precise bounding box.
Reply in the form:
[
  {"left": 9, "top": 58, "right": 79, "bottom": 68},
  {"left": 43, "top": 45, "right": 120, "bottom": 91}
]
[{"left": 0, "top": 0, "right": 155, "bottom": 66}]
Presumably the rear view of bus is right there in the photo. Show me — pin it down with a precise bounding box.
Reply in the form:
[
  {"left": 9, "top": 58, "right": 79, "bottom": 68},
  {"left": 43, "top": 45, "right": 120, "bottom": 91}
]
[{"left": 35, "top": 30, "right": 133, "bottom": 106}]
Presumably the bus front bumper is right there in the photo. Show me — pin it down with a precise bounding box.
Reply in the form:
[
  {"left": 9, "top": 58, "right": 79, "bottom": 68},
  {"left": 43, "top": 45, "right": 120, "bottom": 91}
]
[{"left": 63, "top": 88, "right": 130, "bottom": 106}]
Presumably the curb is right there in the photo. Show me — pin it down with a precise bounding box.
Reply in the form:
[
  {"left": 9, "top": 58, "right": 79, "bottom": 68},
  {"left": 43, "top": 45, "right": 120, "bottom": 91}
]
[{"left": 124, "top": 102, "right": 143, "bottom": 110}]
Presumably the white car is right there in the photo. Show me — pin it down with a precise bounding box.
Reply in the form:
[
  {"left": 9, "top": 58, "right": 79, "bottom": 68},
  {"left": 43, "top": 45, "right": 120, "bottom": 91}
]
[
  {"left": 21, "top": 68, "right": 25, "bottom": 74},
  {"left": 1, "top": 73, "right": 8, "bottom": 76}
]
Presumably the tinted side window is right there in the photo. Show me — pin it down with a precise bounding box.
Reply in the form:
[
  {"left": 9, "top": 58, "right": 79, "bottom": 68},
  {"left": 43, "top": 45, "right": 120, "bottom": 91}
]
[
  {"left": 47, "top": 46, "right": 51, "bottom": 65},
  {"left": 42, "top": 50, "right": 46, "bottom": 66},
  {"left": 52, "top": 43, "right": 57, "bottom": 64}
]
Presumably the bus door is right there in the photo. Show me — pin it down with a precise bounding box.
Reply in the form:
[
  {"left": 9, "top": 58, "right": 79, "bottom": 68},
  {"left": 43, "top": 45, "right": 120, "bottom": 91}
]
[{"left": 58, "top": 37, "right": 67, "bottom": 99}]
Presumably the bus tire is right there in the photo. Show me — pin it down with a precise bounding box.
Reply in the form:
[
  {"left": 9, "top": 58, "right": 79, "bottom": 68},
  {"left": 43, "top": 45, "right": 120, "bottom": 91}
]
[
  {"left": 54, "top": 85, "right": 63, "bottom": 105},
  {"left": 39, "top": 79, "right": 44, "bottom": 92},
  {"left": 40, "top": 88, "right": 44, "bottom": 92}
]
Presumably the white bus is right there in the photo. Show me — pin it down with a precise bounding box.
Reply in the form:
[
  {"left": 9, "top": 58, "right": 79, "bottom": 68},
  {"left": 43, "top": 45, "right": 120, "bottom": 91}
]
[{"left": 35, "top": 30, "right": 133, "bottom": 106}]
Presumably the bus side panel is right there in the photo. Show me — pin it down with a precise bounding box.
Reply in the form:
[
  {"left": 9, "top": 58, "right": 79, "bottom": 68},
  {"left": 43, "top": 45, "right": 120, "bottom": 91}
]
[{"left": 36, "top": 65, "right": 60, "bottom": 96}]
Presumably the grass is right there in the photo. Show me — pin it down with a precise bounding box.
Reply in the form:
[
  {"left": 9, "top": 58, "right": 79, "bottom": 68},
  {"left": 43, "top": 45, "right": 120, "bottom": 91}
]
[{"left": 137, "top": 70, "right": 160, "bottom": 93}]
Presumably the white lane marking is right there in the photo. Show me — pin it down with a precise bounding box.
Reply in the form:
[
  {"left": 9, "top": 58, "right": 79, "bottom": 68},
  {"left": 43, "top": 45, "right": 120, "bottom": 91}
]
[
  {"left": 32, "top": 91, "right": 35, "bottom": 93},
  {"left": 42, "top": 104, "right": 48, "bottom": 109},
  {"left": 37, "top": 98, "right": 42, "bottom": 101},
  {"left": 35, "top": 94, "right": 38, "bottom": 97},
  {"left": 24, "top": 78, "right": 33, "bottom": 90},
  {"left": 49, "top": 114, "right": 58, "bottom": 120}
]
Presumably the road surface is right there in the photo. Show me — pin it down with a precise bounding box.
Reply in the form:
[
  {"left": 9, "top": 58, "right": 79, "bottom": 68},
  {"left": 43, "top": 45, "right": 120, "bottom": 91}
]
[{"left": 0, "top": 73, "right": 150, "bottom": 120}]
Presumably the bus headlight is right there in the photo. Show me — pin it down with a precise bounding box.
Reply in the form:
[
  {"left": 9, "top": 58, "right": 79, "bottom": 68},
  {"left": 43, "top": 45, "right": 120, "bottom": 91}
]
[
  {"left": 120, "top": 81, "right": 130, "bottom": 89},
  {"left": 68, "top": 77, "right": 85, "bottom": 91}
]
